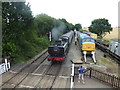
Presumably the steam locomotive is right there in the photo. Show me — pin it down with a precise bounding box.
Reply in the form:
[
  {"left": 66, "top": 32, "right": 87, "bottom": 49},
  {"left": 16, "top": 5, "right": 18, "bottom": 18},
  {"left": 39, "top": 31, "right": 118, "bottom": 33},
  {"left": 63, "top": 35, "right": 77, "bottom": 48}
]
[{"left": 48, "top": 31, "right": 73, "bottom": 62}]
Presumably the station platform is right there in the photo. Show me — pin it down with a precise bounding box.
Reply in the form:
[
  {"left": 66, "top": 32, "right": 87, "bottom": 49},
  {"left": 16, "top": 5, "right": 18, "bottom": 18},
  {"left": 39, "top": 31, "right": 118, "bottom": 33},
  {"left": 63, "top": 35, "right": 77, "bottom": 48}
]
[{"left": 74, "top": 76, "right": 112, "bottom": 88}]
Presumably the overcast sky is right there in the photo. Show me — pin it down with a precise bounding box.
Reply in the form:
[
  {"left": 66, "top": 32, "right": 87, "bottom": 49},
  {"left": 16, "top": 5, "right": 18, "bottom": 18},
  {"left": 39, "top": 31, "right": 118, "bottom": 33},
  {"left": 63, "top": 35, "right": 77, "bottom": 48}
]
[{"left": 26, "top": 0, "right": 119, "bottom": 27}]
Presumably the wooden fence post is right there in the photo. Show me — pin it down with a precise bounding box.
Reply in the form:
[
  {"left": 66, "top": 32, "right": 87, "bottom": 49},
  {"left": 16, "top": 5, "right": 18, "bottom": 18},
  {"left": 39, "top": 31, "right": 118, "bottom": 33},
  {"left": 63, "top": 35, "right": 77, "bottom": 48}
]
[{"left": 112, "top": 75, "right": 114, "bottom": 87}]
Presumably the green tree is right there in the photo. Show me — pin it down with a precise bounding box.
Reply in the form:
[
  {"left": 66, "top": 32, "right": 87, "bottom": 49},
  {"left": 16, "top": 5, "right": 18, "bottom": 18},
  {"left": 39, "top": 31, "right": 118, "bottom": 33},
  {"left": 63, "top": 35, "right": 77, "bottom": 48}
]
[
  {"left": 2, "top": 2, "right": 33, "bottom": 57},
  {"left": 89, "top": 18, "right": 112, "bottom": 38},
  {"left": 34, "top": 14, "right": 55, "bottom": 37},
  {"left": 34, "top": 14, "right": 68, "bottom": 40},
  {"left": 74, "top": 23, "right": 82, "bottom": 31}
]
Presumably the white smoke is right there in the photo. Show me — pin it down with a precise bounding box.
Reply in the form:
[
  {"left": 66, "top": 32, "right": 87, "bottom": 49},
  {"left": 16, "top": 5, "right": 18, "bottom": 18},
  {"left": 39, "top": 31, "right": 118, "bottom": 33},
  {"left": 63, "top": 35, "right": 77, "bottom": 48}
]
[{"left": 52, "top": 22, "right": 66, "bottom": 40}]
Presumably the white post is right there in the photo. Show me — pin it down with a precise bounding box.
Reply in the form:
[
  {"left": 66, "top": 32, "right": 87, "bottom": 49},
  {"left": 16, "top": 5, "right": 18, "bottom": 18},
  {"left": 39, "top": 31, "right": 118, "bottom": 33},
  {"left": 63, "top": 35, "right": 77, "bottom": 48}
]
[
  {"left": 49, "top": 32, "right": 52, "bottom": 42},
  {"left": 91, "top": 51, "right": 96, "bottom": 63},
  {"left": 83, "top": 51, "right": 87, "bottom": 62},
  {"left": 5, "top": 59, "right": 8, "bottom": 71},
  {"left": 0, "top": 66, "right": 1, "bottom": 74},
  {"left": 72, "top": 64, "right": 74, "bottom": 76},
  {"left": 71, "top": 63, "right": 74, "bottom": 89},
  {"left": 70, "top": 74, "right": 73, "bottom": 89},
  {"left": 3, "top": 63, "right": 6, "bottom": 73}
]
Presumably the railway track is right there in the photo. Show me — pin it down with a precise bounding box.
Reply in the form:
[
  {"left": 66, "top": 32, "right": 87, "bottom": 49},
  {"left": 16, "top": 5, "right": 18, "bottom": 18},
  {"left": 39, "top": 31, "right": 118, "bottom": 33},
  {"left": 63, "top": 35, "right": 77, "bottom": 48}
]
[
  {"left": 2, "top": 49, "right": 68, "bottom": 88},
  {"left": 49, "top": 63, "right": 62, "bottom": 89},
  {"left": 2, "top": 37, "right": 116, "bottom": 88},
  {"left": 96, "top": 41, "right": 120, "bottom": 64},
  {"left": 35, "top": 63, "right": 63, "bottom": 88},
  {"left": 2, "top": 49, "right": 49, "bottom": 88},
  {"left": 14, "top": 62, "right": 62, "bottom": 88}
]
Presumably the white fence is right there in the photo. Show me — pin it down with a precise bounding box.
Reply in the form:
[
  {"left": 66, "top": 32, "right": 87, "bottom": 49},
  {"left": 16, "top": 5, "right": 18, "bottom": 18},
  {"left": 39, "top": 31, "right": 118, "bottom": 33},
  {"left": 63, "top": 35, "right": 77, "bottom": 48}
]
[{"left": 0, "top": 59, "right": 10, "bottom": 74}]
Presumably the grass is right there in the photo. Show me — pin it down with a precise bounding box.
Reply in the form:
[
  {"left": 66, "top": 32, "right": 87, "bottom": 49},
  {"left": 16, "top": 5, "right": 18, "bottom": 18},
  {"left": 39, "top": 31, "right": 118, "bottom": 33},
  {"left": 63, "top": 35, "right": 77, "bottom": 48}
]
[
  {"left": 96, "top": 57, "right": 118, "bottom": 76},
  {"left": 103, "top": 39, "right": 109, "bottom": 43}
]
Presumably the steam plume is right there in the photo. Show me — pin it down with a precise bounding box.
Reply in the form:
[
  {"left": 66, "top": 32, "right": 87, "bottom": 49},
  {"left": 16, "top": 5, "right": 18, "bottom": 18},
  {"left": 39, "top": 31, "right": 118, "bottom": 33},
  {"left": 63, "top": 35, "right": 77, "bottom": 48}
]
[{"left": 52, "top": 22, "right": 66, "bottom": 40}]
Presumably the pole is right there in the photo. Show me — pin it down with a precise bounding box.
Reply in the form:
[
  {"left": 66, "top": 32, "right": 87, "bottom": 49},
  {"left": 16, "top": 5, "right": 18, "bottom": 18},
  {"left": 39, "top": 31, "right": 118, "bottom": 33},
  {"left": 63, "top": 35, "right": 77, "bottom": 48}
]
[
  {"left": 5, "top": 59, "right": 8, "bottom": 71},
  {"left": 83, "top": 51, "right": 87, "bottom": 62},
  {"left": 71, "top": 63, "right": 74, "bottom": 88},
  {"left": 49, "top": 31, "right": 52, "bottom": 44}
]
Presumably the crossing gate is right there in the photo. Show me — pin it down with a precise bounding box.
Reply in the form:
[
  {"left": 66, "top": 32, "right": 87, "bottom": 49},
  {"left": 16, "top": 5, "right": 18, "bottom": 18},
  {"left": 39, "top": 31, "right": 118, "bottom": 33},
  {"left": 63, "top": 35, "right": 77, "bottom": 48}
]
[{"left": 0, "top": 59, "right": 10, "bottom": 74}]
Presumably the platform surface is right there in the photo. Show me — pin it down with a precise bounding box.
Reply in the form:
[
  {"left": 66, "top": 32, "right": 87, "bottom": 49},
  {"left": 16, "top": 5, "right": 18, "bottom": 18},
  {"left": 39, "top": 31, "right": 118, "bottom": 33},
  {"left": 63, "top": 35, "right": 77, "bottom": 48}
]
[{"left": 74, "top": 76, "right": 112, "bottom": 88}]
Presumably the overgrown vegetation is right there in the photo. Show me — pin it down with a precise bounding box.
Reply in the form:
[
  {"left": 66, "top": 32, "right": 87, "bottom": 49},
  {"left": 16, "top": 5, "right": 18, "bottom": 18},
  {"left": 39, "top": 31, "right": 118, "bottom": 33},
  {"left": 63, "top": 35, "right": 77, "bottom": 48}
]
[
  {"left": 96, "top": 57, "right": 118, "bottom": 76},
  {"left": 74, "top": 23, "right": 82, "bottom": 31},
  {"left": 103, "top": 39, "right": 109, "bottom": 43},
  {"left": 97, "top": 36, "right": 102, "bottom": 40},
  {"left": 2, "top": 2, "right": 76, "bottom": 64}
]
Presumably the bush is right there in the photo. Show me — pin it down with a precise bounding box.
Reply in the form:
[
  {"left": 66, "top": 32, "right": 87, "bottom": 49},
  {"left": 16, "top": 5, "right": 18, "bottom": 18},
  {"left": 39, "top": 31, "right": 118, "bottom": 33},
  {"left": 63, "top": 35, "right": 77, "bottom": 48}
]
[
  {"left": 11, "top": 36, "right": 50, "bottom": 64},
  {"left": 97, "top": 36, "right": 102, "bottom": 40},
  {"left": 103, "top": 39, "right": 109, "bottom": 43}
]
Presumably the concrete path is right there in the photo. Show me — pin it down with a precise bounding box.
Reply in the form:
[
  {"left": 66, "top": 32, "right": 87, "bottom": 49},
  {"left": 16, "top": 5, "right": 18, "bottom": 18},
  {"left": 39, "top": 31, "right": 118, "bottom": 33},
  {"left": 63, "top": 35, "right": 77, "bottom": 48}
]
[{"left": 74, "top": 76, "right": 112, "bottom": 88}]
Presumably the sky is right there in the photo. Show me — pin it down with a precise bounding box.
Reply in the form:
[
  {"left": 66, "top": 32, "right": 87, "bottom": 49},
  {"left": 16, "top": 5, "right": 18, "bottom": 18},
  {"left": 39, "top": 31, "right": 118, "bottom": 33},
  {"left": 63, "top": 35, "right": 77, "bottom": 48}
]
[{"left": 26, "top": 0, "right": 119, "bottom": 27}]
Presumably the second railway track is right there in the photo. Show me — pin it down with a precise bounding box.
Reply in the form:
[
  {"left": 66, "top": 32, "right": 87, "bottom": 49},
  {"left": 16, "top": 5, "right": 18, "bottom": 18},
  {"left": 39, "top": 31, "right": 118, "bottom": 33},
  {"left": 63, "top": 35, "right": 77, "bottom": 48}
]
[{"left": 96, "top": 42, "right": 120, "bottom": 64}]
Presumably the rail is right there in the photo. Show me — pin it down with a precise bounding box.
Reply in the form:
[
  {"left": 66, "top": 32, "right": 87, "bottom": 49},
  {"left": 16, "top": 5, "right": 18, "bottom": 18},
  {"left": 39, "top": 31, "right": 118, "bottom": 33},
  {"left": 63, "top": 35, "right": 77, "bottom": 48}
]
[
  {"left": 96, "top": 39, "right": 109, "bottom": 47},
  {"left": 85, "top": 68, "right": 120, "bottom": 88},
  {"left": 96, "top": 42, "right": 120, "bottom": 64}
]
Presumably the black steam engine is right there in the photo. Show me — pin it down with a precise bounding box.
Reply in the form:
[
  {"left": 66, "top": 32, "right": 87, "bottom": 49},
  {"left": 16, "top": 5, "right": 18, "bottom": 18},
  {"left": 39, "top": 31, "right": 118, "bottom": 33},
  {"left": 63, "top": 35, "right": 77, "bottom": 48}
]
[{"left": 48, "top": 31, "right": 73, "bottom": 62}]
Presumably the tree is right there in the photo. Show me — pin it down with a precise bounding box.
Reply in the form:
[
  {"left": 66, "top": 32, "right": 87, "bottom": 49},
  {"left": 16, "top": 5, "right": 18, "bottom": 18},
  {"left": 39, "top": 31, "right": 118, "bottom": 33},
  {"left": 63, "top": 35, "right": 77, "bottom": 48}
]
[
  {"left": 74, "top": 23, "right": 82, "bottom": 31},
  {"left": 89, "top": 18, "right": 112, "bottom": 38},
  {"left": 34, "top": 14, "right": 55, "bottom": 37},
  {"left": 2, "top": 2, "right": 33, "bottom": 57}
]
